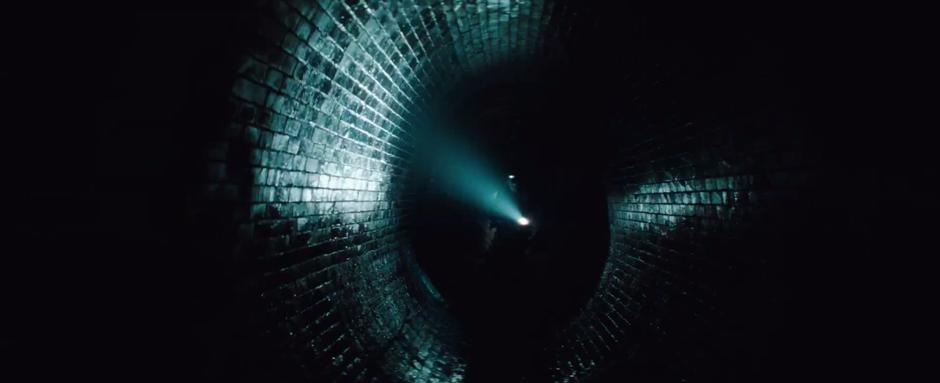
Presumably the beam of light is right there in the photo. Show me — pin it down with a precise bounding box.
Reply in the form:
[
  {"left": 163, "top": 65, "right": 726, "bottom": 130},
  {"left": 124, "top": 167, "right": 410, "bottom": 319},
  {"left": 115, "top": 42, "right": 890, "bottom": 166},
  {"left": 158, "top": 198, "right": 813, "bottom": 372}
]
[{"left": 412, "top": 116, "right": 525, "bottom": 223}]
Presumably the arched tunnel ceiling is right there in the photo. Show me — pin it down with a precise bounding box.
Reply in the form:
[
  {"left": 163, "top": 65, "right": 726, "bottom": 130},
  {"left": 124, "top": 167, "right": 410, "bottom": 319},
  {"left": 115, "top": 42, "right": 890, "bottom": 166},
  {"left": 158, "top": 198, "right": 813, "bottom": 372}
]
[
  {"left": 221, "top": 1, "right": 579, "bottom": 381},
  {"left": 199, "top": 0, "right": 803, "bottom": 382},
  {"left": 5, "top": 2, "right": 932, "bottom": 382}
]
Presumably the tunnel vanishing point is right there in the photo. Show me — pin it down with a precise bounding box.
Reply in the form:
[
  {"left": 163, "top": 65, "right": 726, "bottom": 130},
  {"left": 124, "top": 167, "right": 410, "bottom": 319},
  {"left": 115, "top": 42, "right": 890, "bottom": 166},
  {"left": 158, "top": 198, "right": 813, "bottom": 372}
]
[{"left": 5, "top": 1, "right": 927, "bottom": 383}]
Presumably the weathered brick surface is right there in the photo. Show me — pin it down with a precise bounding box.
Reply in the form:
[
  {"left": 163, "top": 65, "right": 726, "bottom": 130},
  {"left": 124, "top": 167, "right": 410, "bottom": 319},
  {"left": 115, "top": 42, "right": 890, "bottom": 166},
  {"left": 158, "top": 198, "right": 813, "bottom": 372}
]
[
  {"left": 200, "top": 1, "right": 571, "bottom": 381},
  {"left": 8, "top": 2, "right": 919, "bottom": 383},
  {"left": 193, "top": 1, "right": 813, "bottom": 381},
  {"left": 548, "top": 128, "right": 813, "bottom": 381},
  {"left": 543, "top": 41, "right": 815, "bottom": 380}
]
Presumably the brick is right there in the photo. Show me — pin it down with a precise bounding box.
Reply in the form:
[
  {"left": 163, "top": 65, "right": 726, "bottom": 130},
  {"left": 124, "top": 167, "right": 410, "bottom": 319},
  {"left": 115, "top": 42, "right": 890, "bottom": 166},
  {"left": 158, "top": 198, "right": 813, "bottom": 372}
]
[{"left": 200, "top": 0, "right": 810, "bottom": 381}]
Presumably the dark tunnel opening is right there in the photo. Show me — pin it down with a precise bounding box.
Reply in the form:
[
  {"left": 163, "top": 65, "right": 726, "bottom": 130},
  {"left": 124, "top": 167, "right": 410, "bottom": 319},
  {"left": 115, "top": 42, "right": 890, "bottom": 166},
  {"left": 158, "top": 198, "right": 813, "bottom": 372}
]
[
  {"left": 3, "top": 1, "right": 932, "bottom": 383},
  {"left": 409, "top": 62, "right": 613, "bottom": 380}
]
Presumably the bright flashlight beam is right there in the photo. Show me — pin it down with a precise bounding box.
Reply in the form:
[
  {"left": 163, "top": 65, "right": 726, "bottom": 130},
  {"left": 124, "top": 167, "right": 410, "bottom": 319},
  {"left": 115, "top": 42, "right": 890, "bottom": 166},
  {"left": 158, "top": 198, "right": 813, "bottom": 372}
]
[
  {"left": 517, "top": 217, "right": 530, "bottom": 226},
  {"left": 412, "top": 112, "right": 525, "bottom": 224}
]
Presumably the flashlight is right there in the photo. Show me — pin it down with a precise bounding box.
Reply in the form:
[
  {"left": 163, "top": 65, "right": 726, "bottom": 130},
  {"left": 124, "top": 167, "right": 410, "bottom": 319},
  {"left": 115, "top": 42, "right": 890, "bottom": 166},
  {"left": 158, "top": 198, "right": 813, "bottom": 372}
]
[{"left": 517, "top": 217, "right": 530, "bottom": 226}]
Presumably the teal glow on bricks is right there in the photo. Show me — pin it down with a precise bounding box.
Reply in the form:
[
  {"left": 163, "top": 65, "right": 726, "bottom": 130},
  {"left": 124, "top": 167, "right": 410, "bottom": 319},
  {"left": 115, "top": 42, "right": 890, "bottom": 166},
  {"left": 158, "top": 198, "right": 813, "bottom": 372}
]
[
  {"left": 217, "top": 1, "right": 569, "bottom": 381},
  {"left": 196, "top": 0, "right": 804, "bottom": 381}
]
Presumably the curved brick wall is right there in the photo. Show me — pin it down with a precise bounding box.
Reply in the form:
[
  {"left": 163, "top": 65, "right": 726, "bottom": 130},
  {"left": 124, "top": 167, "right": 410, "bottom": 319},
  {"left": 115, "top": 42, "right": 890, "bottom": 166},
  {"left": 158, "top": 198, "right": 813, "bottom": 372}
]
[
  {"left": 543, "top": 4, "right": 809, "bottom": 380},
  {"left": 202, "top": 1, "right": 575, "bottom": 381},
  {"left": 195, "top": 1, "right": 807, "bottom": 382},
  {"left": 8, "top": 3, "right": 928, "bottom": 383}
]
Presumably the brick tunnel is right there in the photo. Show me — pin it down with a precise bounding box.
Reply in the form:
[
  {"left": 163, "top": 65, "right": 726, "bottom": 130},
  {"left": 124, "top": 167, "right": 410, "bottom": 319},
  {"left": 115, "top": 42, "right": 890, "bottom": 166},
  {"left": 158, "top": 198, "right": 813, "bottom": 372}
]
[{"left": 5, "top": 1, "right": 928, "bottom": 382}]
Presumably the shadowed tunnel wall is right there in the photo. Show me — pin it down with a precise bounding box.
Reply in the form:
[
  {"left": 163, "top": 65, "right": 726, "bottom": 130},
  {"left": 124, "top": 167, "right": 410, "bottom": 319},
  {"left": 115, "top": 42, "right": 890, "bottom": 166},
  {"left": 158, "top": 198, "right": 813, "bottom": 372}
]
[
  {"left": 8, "top": 1, "right": 926, "bottom": 383},
  {"left": 198, "top": 1, "right": 802, "bottom": 382},
  {"left": 211, "top": 1, "right": 574, "bottom": 381}
]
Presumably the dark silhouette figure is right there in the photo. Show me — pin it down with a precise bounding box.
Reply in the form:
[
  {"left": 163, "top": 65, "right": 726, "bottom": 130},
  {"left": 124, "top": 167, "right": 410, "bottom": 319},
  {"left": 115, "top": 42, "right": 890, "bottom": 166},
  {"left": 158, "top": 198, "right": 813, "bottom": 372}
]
[{"left": 413, "top": 166, "right": 609, "bottom": 381}]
